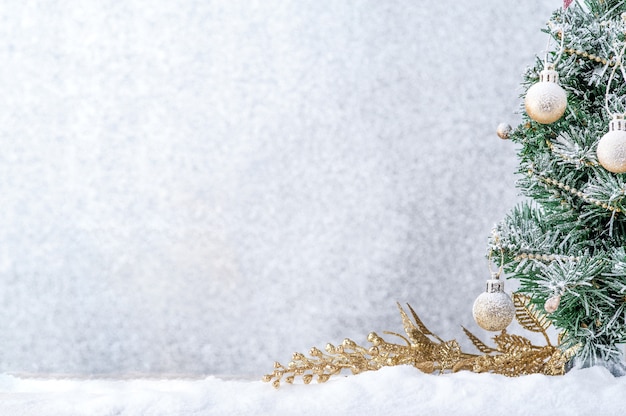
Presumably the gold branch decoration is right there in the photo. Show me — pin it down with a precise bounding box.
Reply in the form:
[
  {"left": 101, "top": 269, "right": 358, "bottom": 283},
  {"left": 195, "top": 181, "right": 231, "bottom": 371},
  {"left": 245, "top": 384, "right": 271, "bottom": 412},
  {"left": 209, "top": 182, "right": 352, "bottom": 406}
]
[{"left": 263, "top": 294, "right": 577, "bottom": 388}]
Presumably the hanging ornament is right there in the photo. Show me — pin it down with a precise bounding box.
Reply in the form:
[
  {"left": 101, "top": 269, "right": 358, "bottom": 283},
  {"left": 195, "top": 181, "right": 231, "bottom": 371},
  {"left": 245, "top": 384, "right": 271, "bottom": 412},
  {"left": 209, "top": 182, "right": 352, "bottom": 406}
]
[
  {"left": 472, "top": 248, "right": 515, "bottom": 332},
  {"left": 524, "top": 17, "right": 568, "bottom": 125},
  {"left": 597, "top": 40, "right": 626, "bottom": 173},
  {"left": 496, "top": 123, "right": 512, "bottom": 140},
  {"left": 544, "top": 293, "right": 562, "bottom": 313},
  {"left": 473, "top": 278, "right": 515, "bottom": 331},
  {"left": 597, "top": 114, "right": 626, "bottom": 173},
  {"left": 524, "top": 64, "right": 568, "bottom": 124}
]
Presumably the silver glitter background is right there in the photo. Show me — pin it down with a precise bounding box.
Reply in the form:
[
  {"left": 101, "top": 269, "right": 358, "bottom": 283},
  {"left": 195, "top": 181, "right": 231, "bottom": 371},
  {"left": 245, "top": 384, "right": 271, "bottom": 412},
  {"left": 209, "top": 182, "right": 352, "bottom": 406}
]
[{"left": 0, "top": 0, "right": 557, "bottom": 375}]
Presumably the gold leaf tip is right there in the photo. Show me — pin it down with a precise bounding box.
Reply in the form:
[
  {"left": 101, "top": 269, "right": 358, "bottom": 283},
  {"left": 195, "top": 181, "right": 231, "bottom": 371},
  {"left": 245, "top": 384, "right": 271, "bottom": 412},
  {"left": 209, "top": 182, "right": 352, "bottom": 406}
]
[
  {"left": 310, "top": 347, "right": 322, "bottom": 357},
  {"left": 367, "top": 332, "right": 381, "bottom": 345},
  {"left": 342, "top": 339, "right": 356, "bottom": 349}
]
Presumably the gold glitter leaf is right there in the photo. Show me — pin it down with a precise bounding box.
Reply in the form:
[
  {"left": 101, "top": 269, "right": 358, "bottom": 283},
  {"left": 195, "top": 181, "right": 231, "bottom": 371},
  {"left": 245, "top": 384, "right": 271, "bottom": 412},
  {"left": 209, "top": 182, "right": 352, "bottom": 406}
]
[
  {"left": 396, "top": 302, "right": 434, "bottom": 345},
  {"left": 513, "top": 293, "right": 551, "bottom": 337},
  {"left": 493, "top": 331, "right": 535, "bottom": 355},
  {"left": 405, "top": 303, "right": 445, "bottom": 343},
  {"left": 437, "top": 340, "right": 463, "bottom": 370},
  {"left": 462, "top": 326, "right": 497, "bottom": 354}
]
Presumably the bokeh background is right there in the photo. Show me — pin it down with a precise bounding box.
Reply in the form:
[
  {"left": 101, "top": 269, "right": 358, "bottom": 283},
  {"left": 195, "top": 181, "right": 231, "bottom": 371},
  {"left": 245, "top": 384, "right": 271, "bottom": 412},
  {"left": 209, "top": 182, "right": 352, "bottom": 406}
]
[{"left": 0, "top": 0, "right": 558, "bottom": 376}]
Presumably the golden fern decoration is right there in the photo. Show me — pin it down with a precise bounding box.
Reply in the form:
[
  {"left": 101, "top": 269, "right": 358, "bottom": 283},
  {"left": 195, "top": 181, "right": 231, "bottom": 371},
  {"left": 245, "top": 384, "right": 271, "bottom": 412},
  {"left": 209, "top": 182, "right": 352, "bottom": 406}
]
[
  {"left": 461, "top": 326, "right": 497, "bottom": 354},
  {"left": 263, "top": 294, "right": 577, "bottom": 388},
  {"left": 513, "top": 293, "right": 552, "bottom": 345}
]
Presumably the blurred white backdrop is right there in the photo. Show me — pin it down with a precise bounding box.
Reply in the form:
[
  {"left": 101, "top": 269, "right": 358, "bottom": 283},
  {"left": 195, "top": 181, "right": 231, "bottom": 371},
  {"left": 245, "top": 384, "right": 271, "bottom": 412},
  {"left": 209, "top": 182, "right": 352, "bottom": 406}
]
[{"left": 0, "top": 0, "right": 558, "bottom": 375}]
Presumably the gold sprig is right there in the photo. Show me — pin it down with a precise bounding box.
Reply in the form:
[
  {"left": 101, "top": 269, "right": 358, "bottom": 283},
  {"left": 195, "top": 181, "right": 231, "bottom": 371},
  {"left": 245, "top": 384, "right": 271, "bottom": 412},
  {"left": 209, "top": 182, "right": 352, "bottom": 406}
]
[{"left": 263, "top": 295, "right": 575, "bottom": 388}]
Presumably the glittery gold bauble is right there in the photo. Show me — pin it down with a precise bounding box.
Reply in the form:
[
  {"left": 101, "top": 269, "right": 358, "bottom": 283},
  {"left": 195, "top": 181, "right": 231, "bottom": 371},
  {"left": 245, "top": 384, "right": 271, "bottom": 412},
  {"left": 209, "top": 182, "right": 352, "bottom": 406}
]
[
  {"left": 524, "top": 67, "right": 567, "bottom": 124},
  {"left": 472, "top": 279, "right": 515, "bottom": 331},
  {"left": 597, "top": 115, "right": 626, "bottom": 173},
  {"left": 544, "top": 294, "right": 561, "bottom": 313},
  {"left": 496, "top": 123, "right": 512, "bottom": 140}
]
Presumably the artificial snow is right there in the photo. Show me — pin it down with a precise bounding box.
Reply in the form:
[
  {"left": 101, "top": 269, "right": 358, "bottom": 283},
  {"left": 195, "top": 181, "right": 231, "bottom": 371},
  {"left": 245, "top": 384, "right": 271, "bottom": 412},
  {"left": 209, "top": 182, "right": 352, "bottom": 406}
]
[{"left": 0, "top": 367, "right": 625, "bottom": 415}]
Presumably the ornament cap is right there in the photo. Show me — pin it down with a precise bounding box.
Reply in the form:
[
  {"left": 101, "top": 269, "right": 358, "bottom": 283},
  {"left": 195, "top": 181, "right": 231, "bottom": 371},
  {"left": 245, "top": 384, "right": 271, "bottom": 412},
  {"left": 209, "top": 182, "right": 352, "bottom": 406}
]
[
  {"left": 539, "top": 67, "right": 559, "bottom": 83},
  {"left": 485, "top": 278, "right": 505, "bottom": 293},
  {"left": 609, "top": 114, "right": 626, "bottom": 132}
]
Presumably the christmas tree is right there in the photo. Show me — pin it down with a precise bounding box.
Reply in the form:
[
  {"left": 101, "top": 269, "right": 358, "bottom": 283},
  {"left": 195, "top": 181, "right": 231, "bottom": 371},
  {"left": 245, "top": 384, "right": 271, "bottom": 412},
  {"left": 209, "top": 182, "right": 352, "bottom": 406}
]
[
  {"left": 491, "top": 0, "right": 626, "bottom": 376},
  {"left": 264, "top": 1, "right": 626, "bottom": 387}
]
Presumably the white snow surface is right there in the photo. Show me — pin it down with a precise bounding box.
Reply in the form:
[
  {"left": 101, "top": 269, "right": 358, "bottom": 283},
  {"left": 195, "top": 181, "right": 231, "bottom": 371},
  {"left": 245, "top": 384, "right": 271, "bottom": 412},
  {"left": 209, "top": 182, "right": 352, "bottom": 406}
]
[{"left": 1, "top": 367, "right": 625, "bottom": 415}]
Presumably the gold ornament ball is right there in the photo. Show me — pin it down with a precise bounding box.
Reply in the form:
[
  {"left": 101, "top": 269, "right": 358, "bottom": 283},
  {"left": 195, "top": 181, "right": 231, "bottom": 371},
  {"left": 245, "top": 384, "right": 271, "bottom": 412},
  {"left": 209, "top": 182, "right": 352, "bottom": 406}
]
[
  {"left": 597, "top": 129, "right": 626, "bottom": 173},
  {"left": 524, "top": 80, "right": 567, "bottom": 124},
  {"left": 473, "top": 289, "right": 515, "bottom": 331},
  {"left": 496, "top": 123, "right": 512, "bottom": 140}
]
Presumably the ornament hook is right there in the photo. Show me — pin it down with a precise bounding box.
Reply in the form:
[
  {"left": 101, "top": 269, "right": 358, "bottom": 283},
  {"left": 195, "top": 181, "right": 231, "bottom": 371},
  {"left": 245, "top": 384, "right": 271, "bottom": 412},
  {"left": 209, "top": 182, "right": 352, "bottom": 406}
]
[
  {"left": 543, "top": 7, "right": 567, "bottom": 69},
  {"left": 487, "top": 247, "right": 505, "bottom": 280},
  {"left": 605, "top": 41, "right": 626, "bottom": 118}
]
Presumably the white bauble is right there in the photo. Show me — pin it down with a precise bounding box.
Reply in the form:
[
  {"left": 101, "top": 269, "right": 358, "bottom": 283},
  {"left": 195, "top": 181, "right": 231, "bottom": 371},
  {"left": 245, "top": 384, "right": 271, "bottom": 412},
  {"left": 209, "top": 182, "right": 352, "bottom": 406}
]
[
  {"left": 597, "top": 116, "right": 626, "bottom": 173},
  {"left": 496, "top": 123, "right": 512, "bottom": 140},
  {"left": 472, "top": 279, "right": 515, "bottom": 332},
  {"left": 524, "top": 68, "right": 567, "bottom": 124}
]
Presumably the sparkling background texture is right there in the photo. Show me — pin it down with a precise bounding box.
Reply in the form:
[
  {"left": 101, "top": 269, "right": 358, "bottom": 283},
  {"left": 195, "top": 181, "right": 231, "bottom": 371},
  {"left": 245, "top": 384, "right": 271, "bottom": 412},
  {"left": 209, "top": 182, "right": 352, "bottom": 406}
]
[{"left": 0, "top": 0, "right": 557, "bottom": 375}]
